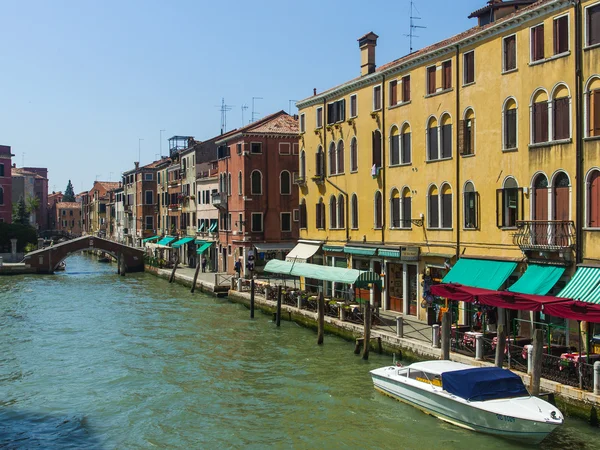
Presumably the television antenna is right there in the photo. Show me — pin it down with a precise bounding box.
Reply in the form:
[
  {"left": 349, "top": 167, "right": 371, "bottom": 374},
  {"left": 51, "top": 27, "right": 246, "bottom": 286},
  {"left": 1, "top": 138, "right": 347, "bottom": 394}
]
[
  {"left": 288, "top": 100, "right": 298, "bottom": 115},
  {"left": 252, "top": 97, "right": 263, "bottom": 122},
  {"left": 216, "top": 98, "right": 234, "bottom": 133},
  {"left": 403, "top": 0, "right": 426, "bottom": 53},
  {"left": 241, "top": 104, "right": 248, "bottom": 126}
]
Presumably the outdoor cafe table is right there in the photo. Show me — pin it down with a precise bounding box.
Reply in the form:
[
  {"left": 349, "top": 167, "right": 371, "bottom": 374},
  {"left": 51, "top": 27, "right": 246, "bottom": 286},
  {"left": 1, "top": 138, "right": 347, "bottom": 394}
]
[
  {"left": 520, "top": 344, "right": 571, "bottom": 360},
  {"left": 559, "top": 352, "right": 600, "bottom": 370},
  {"left": 463, "top": 331, "right": 483, "bottom": 349},
  {"left": 491, "top": 336, "right": 531, "bottom": 353}
]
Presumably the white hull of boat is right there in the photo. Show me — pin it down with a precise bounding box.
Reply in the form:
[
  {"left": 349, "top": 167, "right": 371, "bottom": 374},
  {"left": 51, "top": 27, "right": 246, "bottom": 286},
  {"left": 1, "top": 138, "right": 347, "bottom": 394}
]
[{"left": 371, "top": 367, "right": 561, "bottom": 444}]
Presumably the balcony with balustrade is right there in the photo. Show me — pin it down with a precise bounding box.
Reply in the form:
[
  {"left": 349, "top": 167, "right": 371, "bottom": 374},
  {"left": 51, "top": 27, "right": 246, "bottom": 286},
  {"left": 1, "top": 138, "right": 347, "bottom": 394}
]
[
  {"left": 211, "top": 192, "right": 227, "bottom": 209},
  {"left": 512, "top": 220, "right": 575, "bottom": 255}
]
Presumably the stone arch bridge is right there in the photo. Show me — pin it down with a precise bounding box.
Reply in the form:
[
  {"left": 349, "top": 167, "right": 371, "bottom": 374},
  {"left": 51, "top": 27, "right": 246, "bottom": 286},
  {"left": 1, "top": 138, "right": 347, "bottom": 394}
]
[{"left": 22, "top": 236, "right": 144, "bottom": 274}]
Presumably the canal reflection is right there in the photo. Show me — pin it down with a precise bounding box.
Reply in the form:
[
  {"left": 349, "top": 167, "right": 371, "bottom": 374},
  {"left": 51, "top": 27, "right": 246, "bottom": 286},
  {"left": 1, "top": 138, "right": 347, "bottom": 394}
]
[{"left": 0, "top": 254, "right": 597, "bottom": 449}]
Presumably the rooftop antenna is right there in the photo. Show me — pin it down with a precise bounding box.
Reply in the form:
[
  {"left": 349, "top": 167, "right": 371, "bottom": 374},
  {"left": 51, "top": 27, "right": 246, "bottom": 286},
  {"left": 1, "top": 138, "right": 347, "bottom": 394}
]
[
  {"left": 252, "top": 97, "right": 263, "bottom": 122},
  {"left": 404, "top": 0, "right": 426, "bottom": 53},
  {"left": 241, "top": 104, "right": 248, "bottom": 126},
  {"left": 159, "top": 129, "right": 166, "bottom": 157},
  {"left": 138, "top": 138, "right": 144, "bottom": 165},
  {"left": 288, "top": 100, "right": 298, "bottom": 115},
  {"left": 216, "top": 98, "right": 234, "bottom": 134},
  {"left": 22, "top": 152, "right": 25, "bottom": 167},
  {"left": 109, "top": 171, "right": 113, "bottom": 181}
]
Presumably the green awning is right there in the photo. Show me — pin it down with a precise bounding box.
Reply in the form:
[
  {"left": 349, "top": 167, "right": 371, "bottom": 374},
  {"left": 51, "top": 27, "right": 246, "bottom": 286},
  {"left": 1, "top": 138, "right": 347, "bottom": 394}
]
[
  {"left": 344, "top": 246, "right": 377, "bottom": 256},
  {"left": 198, "top": 222, "right": 205, "bottom": 231},
  {"left": 264, "top": 259, "right": 379, "bottom": 286},
  {"left": 558, "top": 266, "right": 600, "bottom": 302},
  {"left": 157, "top": 236, "right": 177, "bottom": 246},
  {"left": 196, "top": 242, "right": 213, "bottom": 255},
  {"left": 195, "top": 239, "right": 206, "bottom": 245},
  {"left": 507, "top": 264, "right": 565, "bottom": 295},
  {"left": 142, "top": 235, "right": 160, "bottom": 244},
  {"left": 171, "top": 237, "right": 194, "bottom": 249},
  {"left": 323, "top": 245, "right": 345, "bottom": 252},
  {"left": 208, "top": 222, "right": 218, "bottom": 232},
  {"left": 442, "top": 258, "right": 517, "bottom": 290},
  {"left": 378, "top": 248, "right": 401, "bottom": 258}
]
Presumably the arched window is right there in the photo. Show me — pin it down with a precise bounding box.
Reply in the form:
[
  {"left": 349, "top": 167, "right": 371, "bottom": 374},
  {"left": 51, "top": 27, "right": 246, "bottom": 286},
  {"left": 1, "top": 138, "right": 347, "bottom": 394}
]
[
  {"left": 329, "top": 195, "right": 337, "bottom": 229},
  {"left": 441, "top": 183, "right": 453, "bottom": 228},
  {"left": 426, "top": 117, "right": 439, "bottom": 161},
  {"left": 390, "top": 188, "right": 400, "bottom": 227},
  {"left": 440, "top": 113, "right": 453, "bottom": 158},
  {"left": 337, "top": 141, "right": 345, "bottom": 174},
  {"left": 497, "top": 177, "right": 522, "bottom": 228},
  {"left": 300, "top": 199, "right": 307, "bottom": 229},
  {"left": 503, "top": 97, "right": 518, "bottom": 150},
  {"left": 338, "top": 194, "right": 345, "bottom": 228},
  {"left": 401, "top": 123, "right": 412, "bottom": 164},
  {"left": 351, "top": 194, "right": 358, "bottom": 229},
  {"left": 350, "top": 137, "right": 358, "bottom": 172},
  {"left": 329, "top": 142, "right": 337, "bottom": 175},
  {"left": 532, "top": 173, "right": 549, "bottom": 222},
  {"left": 553, "top": 171, "right": 570, "bottom": 221},
  {"left": 300, "top": 150, "right": 306, "bottom": 179},
  {"left": 390, "top": 125, "right": 400, "bottom": 166},
  {"left": 401, "top": 187, "right": 412, "bottom": 228},
  {"left": 238, "top": 171, "right": 243, "bottom": 195},
  {"left": 227, "top": 173, "right": 232, "bottom": 196},
  {"left": 280, "top": 171, "right": 291, "bottom": 195},
  {"left": 552, "top": 83, "right": 571, "bottom": 141},
  {"left": 585, "top": 76, "right": 600, "bottom": 138},
  {"left": 374, "top": 191, "right": 383, "bottom": 229},
  {"left": 372, "top": 130, "right": 382, "bottom": 169},
  {"left": 428, "top": 185, "right": 439, "bottom": 228},
  {"left": 461, "top": 108, "right": 475, "bottom": 156},
  {"left": 251, "top": 170, "right": 262, "bottom": 195},
  {"left": 463, "top": 181, "right": 477, "bottom": 229},
  {"left": 531, "top": 89, "right": 549, "bottom": 144},
  {"left": 587, "top": 169, "right": 600, "bottom": 227},
  {"left": 315, "top": 146, "right": 324, "bottom": 177},
  {"left": 316, "top": 198, "right": 325, "bottom": 229}
]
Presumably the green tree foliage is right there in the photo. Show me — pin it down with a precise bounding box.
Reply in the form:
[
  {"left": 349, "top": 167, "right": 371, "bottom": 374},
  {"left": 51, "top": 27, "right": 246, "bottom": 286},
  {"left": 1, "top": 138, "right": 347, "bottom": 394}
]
[
  {"left": 26, "top": 195, "right": 40, "bottom": 214},
  {"left": 0, "top": 222, "right": 37, "bottom": 252},
  {"left": 63, "top": 180, "right": 75, "bottom": 202},
  {"left": 12, "top": 196, "right": 30, "bottom": 226}
]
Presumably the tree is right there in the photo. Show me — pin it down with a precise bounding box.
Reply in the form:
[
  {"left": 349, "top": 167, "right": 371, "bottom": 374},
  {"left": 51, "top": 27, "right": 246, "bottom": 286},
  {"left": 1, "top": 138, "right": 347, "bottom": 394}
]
[
  {"left": 26, "top": 194, "right": 40, "bottom": 215},
  {"left": 12, "top": 196, "right": 30, "bottom": 226},
  {"left": 63, "top": 180, "right": 75, "bottom": 202}
]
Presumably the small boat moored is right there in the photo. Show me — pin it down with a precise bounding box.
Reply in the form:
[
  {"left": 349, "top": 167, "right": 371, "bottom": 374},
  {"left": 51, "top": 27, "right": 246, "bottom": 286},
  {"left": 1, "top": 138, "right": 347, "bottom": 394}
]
[{"left": 370, "top": 360, "right": 563, "bottom": 444}]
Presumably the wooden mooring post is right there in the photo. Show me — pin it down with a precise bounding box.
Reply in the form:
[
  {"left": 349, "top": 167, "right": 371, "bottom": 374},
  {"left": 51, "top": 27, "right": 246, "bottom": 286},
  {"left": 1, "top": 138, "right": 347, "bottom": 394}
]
[
  {"left": 495, "top": 324, "right": 506, "bottom": 367},
  {"left": 362, "top": 303, "right": 372, "bottom": 360},
  {"left": 531, "top": 328, "right": 544, "bottom": 396},
  {"left": 317, "top": 292, "right": 324, "bottom": 345},
  {"left": 250, "top": 278, "right": 255, "bottom": 319},
  {"left": 117, "top": 254, "right": 121, "bottom": 275},
  {"left": 276, "top": 285, "right": 282, "bottom": 327},
  {"left": 441, "top": 312, "right": 451, "bottom": 360},
  {"left": 169, "top": 253, "right": 179, "bottom": 283},
  {"left": 190, "top": 260, "right": 201, "bottom": 293}
]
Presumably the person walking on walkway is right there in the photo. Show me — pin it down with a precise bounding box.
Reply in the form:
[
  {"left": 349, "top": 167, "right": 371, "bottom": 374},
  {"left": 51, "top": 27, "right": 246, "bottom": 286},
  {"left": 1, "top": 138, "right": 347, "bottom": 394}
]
[
  {"left": 201, "top": 256, "right": 207, "bottom": 273},
  {"left": 234, "top": 258, "right": 242, "bottom": 278}
]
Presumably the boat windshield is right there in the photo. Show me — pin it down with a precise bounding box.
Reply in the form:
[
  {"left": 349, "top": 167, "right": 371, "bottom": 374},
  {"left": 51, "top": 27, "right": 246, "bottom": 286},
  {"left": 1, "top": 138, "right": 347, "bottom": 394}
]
[
  {"left": 442, "top": 367, "right": 529, "bottom": 401},
  {"left": 407, "top": 369, "right": 442, "bottom": 387}
]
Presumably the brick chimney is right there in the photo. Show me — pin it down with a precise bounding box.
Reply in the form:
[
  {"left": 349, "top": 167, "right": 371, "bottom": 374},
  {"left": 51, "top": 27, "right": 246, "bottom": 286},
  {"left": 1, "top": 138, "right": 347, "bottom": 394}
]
[
  {"left": 134, "top": 161, "right": 139, "bottom": 170},
  {"left": 358, "top": 32, "right": 378, "bottom": 76}
]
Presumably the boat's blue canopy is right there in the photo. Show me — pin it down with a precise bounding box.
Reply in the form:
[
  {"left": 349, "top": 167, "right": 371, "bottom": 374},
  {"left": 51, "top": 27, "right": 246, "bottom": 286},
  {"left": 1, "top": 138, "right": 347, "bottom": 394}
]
[{"left": 442, "top": 367, "right": 528, "bottom": 401}]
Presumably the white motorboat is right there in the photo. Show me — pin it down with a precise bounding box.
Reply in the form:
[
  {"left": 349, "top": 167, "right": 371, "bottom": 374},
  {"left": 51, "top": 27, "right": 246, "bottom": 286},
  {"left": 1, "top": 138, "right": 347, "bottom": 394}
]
[{"left": 370, "top": 360, "right": 563, "bottom": 444}]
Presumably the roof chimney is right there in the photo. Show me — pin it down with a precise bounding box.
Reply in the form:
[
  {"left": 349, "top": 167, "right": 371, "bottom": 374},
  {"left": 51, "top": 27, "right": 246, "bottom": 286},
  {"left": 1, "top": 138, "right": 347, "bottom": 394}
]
[
  {"left": 313, "top": 88, "right": 317, "bottom": 96},
  {"left": 358, "top": 32, "right": 378, "bottom": 76},
  {"left": 134, "top": 161, "right": 140, "bottom": 170}
]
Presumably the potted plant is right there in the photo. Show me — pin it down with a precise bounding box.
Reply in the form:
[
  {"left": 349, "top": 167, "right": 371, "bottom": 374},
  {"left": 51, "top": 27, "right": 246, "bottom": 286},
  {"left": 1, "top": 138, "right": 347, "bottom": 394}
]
[{"left": 370, "top": 111, "right": 379, "bottom": 119}]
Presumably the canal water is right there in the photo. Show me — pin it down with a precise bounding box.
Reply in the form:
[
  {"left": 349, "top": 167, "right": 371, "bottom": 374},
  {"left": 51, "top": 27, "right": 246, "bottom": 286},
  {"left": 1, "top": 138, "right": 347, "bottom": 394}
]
[{"left": 0, "top": 254, "right": 597, "bottom": 449}]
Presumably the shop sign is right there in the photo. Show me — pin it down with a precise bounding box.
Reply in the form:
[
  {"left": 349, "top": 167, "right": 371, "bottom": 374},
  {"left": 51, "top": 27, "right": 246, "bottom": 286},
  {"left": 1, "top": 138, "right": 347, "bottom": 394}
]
[{"left": 401, "top": 246, "right": 419, "bottom": 261}]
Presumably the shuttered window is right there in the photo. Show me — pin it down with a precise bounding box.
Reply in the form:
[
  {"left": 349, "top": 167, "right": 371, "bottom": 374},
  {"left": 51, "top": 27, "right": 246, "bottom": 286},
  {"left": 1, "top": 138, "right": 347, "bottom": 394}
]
[
  {"left": 428, "top": 126, "right": 438, "bottom": 160},
  {"left": 389, "top": 80, "right": 398, "bottom": 106},
  {"left": 373, "top": 86, "right": 382, "bottom": 110},
  {"left": 330, "top": 197, "right": 337, "bottom": 229},
  {"left": 588, "top": 171, "right": 600, "bottom": 227},
  {"left": 533, "top": 101, "right": 549, "bottom": 143},
  {"left": 390, "top": 135, "right": 400, "bottom": 165},
  {"left": 463, "top": 52, "right": 475, "bottom": 84},
  {"left": 338, "top": 197, "right": 345, "bottom": 229},
  {"left": 327, "top": 100, "right": 345, "bottom": 124},
  {"left": 372, "top": 130, "right": 382, "bottom": 168},
  {"left": 590, "top": 90, "right": 600, "bottom": 137},
  {"left": 496, "top": 187, "right": 524, "bottom": 227},
  {"left": 329, "top": 144, "right": 336, "bottom": 175},
  {"left": 316, "top": 202, "right": 325, "bottom": 229},
  {"left": 350, "top": 95, "right": 357, "bottom": 117},
  {"left": 315, "top": 150, "right": 324, "bottom": 177},
  {"left": 553, "top": 15, "right": 569, "bottom": 55},
  {"left": 441, "top": 193, "right": 452, "bottom": 228},
  {"left": 401, "top": 132, "right": 411, "bottom": 164},
  {"left": 429, "top": 194, "right": 439, "bottom": 228},
  {"left": 402, "top": 75, "right": 411, "bottom": 102},
  {"left": 316, "top": 107, "right": 323, "bottom": 128},
  {"left": 505, "top": 109, "right": 517, "bottom": 149},
  {"left": 441, "top": 124, "right": 453, "bottom": 158},
  {"left": 459, "top": 119, "right": 474, "bottom": 155},
  {"left": 464, "top": 191, "right": 477, "bottom": 229},
  {"left": 300, "top": 202, "right": 307, "bottom": 229},
  {"left": 402, "top": 196, "right": 412, "bottom": 228},
  {"left": 374, "top": 192, "right": 383, "bottom": 229},
  {"left": 391, "top": 197, "right": 400, "bottom": 228},
  {"left": 587, "top": 4, "right": 600, "bottom": 46},
  {"left": 337, "top": 142, "right": 345, "bottom": 174},
  {"left": 442, "top": 61, "right": 452, "bottom": 89},
  {"left": 553, "top": 97, "right": 570, "bottom": 140},
  {"left": 350, "top": 138, "right": 358, "bottom": 172},
  {"left": 351, "top": 195, "right": 358, "bottom": 229},
  {"left": 503, "top": 35, "right": 516, "bottom": 71},
  {"left": 427, "top": 66, "right": 436, "bottom": 94},
  {"left": 531, "top": 25, "right": 545, "bottom": 61}
]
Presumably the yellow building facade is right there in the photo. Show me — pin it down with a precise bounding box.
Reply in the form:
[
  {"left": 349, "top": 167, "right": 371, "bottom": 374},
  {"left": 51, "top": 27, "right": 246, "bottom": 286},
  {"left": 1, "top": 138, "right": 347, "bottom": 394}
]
[{"left": 296, "top": 0, "right": 600, "bottom": 323}]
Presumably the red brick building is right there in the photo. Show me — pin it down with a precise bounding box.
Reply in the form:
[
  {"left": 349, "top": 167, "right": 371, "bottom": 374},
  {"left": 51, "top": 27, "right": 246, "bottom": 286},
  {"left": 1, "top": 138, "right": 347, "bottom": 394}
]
[
  {"left": 214, "top": 111, "right": 299, "bottom": 274},
  {"left": 0, "top": 145, "right": 13, "bottom": 223}
]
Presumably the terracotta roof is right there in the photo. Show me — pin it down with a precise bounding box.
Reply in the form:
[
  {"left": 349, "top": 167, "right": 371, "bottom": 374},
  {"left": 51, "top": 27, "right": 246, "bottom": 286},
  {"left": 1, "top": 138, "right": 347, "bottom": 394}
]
[
  {"left": 12, "top": 168, "right": 45, "bottom": 179},
  {"left": 56, "top": 202, "right": 80, "bottom": 208},
  {"left": 141, "top": 157, "right": 171, "bottom": 169},
  {"left": 96, "top": 181, "right": 120, "bottom": 191},
  {"left": 300, "top": 0, "right": 554, "bottom": 103},
  {"left": 469, "top": 0, "right": 537, "bottom": 19},
  {"left": 216, "top": 111, "right": 298, "bottom": 144}
]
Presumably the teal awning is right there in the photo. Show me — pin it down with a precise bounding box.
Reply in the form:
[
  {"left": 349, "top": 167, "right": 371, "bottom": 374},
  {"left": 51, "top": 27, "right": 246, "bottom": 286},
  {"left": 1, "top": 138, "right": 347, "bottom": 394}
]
[
  {"left": 323, "top": 245, "right": 345, "bottom": 252},
  {"left": 344, "top": 246, "right": 377, "bottom": 256},
  {"left": 195, "top": 239, "right": 206, "bottom": 245},
  {"left": 142, "top": 235, "right": 160, "bottom": 244},
  {"left": 558, "top": 266, "right": 600, "bottom": 303},
  {"left": 507, "top": 264, "right": 565, "bottom": 296},
  {"left": 378, "top": 248, "right": 401, "bottom": 258},
  {"left": 196, "top": 241, "right": 213, "bottom": 255},
  {"left": 208, "top": 222, "right": 218, "bottom": 232},
  {"left": 157, "top": 236, "right": 177, "bottom": 246},
  {"left": 198, "top": 222, "right": 205, "bottom": 231},
  {"left": 442, "top": 258, "right": 517, "bottom": 290},
  {"left": 171, "top": 237, "right": 194, "bottom": 249},
  {"left": 264, "top": 259, "right": 379, "bottom": 286}
]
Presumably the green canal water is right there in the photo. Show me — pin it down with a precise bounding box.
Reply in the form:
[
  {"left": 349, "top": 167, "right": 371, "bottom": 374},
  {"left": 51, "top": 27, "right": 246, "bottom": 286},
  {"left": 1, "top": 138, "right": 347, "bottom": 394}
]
[{"left": 0, "top": 254, "right": 598, "bottom": 449}]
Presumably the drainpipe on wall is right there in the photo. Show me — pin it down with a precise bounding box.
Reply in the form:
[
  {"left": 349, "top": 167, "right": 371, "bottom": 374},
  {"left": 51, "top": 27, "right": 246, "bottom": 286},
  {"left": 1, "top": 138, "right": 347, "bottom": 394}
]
[
  {"left": 381, "top": 74, "right": 386, "bottom": 245},
  {"left": 574, "top": 0, "right": 584, "bottom": 264},
  {"left": 455, "top": 44, "right": 461, "bottom": 261}
]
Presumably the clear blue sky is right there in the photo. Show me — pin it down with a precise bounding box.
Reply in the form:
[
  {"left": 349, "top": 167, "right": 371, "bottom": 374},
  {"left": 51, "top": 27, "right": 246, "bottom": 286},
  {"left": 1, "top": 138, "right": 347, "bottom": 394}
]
[{"left": 0, "top": 0, "right": 485, "bottom": 194}]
